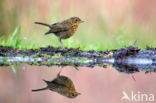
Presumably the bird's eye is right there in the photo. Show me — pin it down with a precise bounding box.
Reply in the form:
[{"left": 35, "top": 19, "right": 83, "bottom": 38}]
[{"left": 70, "top": 93, "right": 75, "bottom": 97}]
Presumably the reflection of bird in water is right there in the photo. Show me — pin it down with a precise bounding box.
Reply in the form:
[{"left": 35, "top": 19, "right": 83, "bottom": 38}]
[
  {"left": 32, "top": 71, "right": 80, "bottom": 98},
  {"left": 35, "top": 17, "right": 84, "bottom": 45}
]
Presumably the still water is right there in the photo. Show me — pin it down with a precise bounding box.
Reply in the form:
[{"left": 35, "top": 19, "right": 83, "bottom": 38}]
[
  {"left": 0, "top": 61, "right": 156, "bottom": 103},
  {"left": 0, "top": 45, "right": 156, "bottom": 103}
]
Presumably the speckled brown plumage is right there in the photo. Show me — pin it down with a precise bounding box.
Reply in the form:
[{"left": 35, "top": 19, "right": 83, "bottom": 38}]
[
  {"left": 32, "top": 72, "right": 80, "bottom": 98},
  {"left": 35, "top": 17, "right": 84, "bottom": 45}
]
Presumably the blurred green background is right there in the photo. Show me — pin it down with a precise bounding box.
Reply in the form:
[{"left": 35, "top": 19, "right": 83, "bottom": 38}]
[{"left": 1, "top": 0, "right": 156, "bottom": 50}]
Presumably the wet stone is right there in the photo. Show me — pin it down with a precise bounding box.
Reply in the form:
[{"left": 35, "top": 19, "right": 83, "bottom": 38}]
[{"left": 0, "top": 46, "right": 156, "bottom": 74}]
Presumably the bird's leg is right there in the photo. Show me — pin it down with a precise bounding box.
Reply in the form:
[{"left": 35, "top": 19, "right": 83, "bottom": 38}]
[
  {"left": 72, "top": 64, "right": 79, "bottom": 70},
  {"left": 57, "top": 68, "right": 63, "bottom": 77},
  {"left": 59, "top": 38, "right": 62, "bottom": 44},
  {"left": 73, "top": 66, "right": 79, "bottom": 70},
  {"left": 131, "top": 74, "right": 136, "bottom": 81},
  {"left": 59, "top": 38, "right": 65, "bottom": 48},
  {"left": 133, "top": 40, "right": 137, "bottom": 46}
]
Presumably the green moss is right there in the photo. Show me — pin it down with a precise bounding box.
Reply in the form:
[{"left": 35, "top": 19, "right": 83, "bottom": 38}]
[{"left": 0, "top": 29, "right": 154, "bottom": 51}]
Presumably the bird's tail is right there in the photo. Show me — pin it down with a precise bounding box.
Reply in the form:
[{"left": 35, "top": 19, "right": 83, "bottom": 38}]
[
  {"left": 45, "top": 30, "right": 51, "bottom": 35},
  {"left": 42, "top": 79, "right": 51, "bottom": 84},
  {"left": 32, "top": 87, "right": 48, "bottom": 92},
  {"left": 32, "top": 79, "right": 51, "bottom": 92},
  {"left": 34, "top": 22, "right": 51, "bottom": 28}
]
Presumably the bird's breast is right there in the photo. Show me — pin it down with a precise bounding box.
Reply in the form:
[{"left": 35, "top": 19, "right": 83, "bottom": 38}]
[{"left": 71, "top": 24, "right": 78, "bottom": 34}]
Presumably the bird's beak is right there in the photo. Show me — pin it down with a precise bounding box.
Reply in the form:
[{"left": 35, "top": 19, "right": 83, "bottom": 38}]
[
  {"left": 80, "top": 20, "right": 85, "bottom": 23},
  {"left": 78, "top": 92, "right": 81, "bottom": 95}
]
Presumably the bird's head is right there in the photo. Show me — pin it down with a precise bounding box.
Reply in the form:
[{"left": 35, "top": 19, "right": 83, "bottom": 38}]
[
  {"left": 66, "top": 91, "right": 81, "bottom": 98},
  {"left": 70, "top": 17, "right": 84, "bottom": 24}
]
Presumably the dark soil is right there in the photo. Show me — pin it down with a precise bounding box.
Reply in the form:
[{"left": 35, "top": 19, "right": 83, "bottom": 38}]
[
  {"left": 0, "top": 45, "right": 156, "bottom": 74},
  {"left": 0, "top": 46, "right": 111, "bottom": 58}
]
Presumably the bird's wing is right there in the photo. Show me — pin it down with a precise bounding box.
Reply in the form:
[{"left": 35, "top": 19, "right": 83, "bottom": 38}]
[
  {"left": 50, "top": 23, "right": 70, "bottom": 33},
  {"left": 52, "top": 76, "right": 73, "bottom": 87}
]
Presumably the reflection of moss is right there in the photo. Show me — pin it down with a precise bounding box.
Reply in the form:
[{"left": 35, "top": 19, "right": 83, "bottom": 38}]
[
  {"left": 27, "top": 57, "right": 93, "bottom": 67},
  {"left": 0, "top": 46, "right": 156, "bottom": 74},
  {"left": 52, "top": 53, "right": 62, "bottom": 57},
  {"left": 32, "top": 53, "right": 51, "bottom": 58}
]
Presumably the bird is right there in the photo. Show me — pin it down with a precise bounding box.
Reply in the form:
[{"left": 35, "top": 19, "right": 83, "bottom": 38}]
[
  {"left": 35, "top": 17, "right": 84, "bottom": 45},
  {"left": 32, "top": 71, "right": 80, "bottom": 98}
]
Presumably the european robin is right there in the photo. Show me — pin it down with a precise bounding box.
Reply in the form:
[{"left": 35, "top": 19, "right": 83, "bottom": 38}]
[
  {"left": 35, "top": 17, "right": 84, "bottom": 45},
  {"left": 32, "top": 71, "right": 80, "bottom": 98}
]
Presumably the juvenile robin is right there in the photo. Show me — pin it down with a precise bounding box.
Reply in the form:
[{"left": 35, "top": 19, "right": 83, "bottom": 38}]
[
  {"left": 35, "top": 17, "right": 84, "bottom": 45},
  {"left": 32, "top": 71, "right": 80, "bottom": 98}
]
